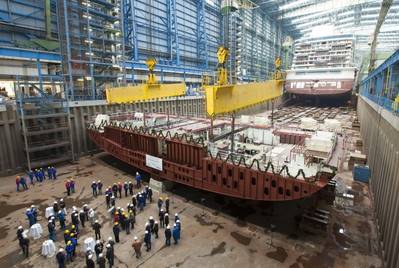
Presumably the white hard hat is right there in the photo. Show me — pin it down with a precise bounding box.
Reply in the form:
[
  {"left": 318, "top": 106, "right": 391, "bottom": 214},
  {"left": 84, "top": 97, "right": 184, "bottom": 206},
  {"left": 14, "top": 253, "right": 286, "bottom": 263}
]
[
  {"left": 134, "top": 236, "right": 138, "bottom": 240},
  {"left": 49, "top": 220, "right": 52, "bottom": 223},
  {"left": 30, "top": 205, "right": 34, "bottom": 208},
  {"left": 26, "top": 209, "right": 30, "bottom": 212},
  {"left": 136, "top": 172, "right": 139, "bottom": 175},
  {"left": 60, "top": 199, "right": 63, "bottom": 201},
  {"left": 106, "top": 244, "right": 111, "bottom": 248},
  {"left": 166, "top": 225, "right": 170, "bottom": 229},
  {"left": 59, "top": 248, "right": 64, "bottom": 252},
  {"left": 99, "top": 253, "right": 103, "bottom": 257},
  {"left": 95, "top": 220, "right": 99, "bottom": 223},
  {"left": 175, "top": 213, "right": 178, "bottom": 216},
  {"left": 108, "top": 237, "right": 113, "bottom": 241},
  {"left": 149, "top": 216, "right": 153, "bottom": 220},
  {"left": 18, "top": 226, "right": 23, "bottom": 230},
  {"left": 54, "top": 201, "right": 57, "bottom": 204},
  {"left": 155, "top": 221, "right": 158, "bottom": 224},
  {"left": 174, "top": 224, "right": 177, "bottom": 227},
  {"left": 96, "top": 240, "right": 100, "bottom": 244},
  {"left": 145, "top": 230, "right": 148, "bottom": 234},
  {"left": 80, "top": 210, "right": 84, "bottom": 213},
  {"left": 84, "top": 204, "right": 88, "bottom": 207},
  {"left": 98, "top": 180, "right": 101, "bottom": 182},
  {"left": 88, "top": 254, "right": 93, "bottom": 259},
  {"left": 160, "top": 209, "right": 164, "bottom": 212},
  {"left": 165, "top": 213, "right": 168, "bottom": 216},
  {"left": 145, "top": 222, "right": 149, "bottom": 226},
  {"left": 92, "top": 181, "right": 95, "bottom": 183},
  {"left": 177, "top": 220, "right": 180, "bottom": 223}
]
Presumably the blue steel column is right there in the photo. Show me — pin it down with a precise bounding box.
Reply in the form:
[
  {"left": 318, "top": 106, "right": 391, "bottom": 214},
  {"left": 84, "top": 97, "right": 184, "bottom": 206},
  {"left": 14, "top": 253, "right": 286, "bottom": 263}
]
[
  {"left": 62, "top": 0, "right": 74, "bottom": 100},
  {"left": 123, "top": 0, "right": 138, "bottom": 60},
  {"left": 167, "top": 0, "right": 180, "bottom": 65},
  {"left": 197, "top": 0, "right": 208, "bottom": 69}
]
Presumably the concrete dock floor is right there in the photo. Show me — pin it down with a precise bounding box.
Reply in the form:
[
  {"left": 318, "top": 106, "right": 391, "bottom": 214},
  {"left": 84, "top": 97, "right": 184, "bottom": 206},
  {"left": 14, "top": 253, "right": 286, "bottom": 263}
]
[{"left": 0, "top": 154, "right": 381, "bottom": 268}]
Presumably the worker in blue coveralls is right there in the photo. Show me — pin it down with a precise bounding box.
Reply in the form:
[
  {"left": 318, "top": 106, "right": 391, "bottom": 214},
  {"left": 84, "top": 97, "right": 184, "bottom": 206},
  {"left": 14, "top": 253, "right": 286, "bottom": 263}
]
[
  {"left": 172, "top": 223, "right": 180, "bottom": 244},
  {"left": 66, "top": 241, "right": 74, "bottom": 262},
  {"left": 52, "top": 166, "right": 57, "bottom": 180},
  {"left": 34, "top": 169, "right": 40, "bottom": 182},
  {"left": 27, "top": 170, "right": 34, "bottom": 185},
  {"left": 48, "top": 167, "right": 53, "bottom": 180},
  {"left": 135, "top": 172, "right": 141, "bottom": 188},
  {"left": 40, "top": 168, "right": 46, "bottom": 180},
  {"left": 48, "top": 220, "right": 56, "bottom": 241},
  {"left": 26, "top": 209, "right": 35, "bottom": 226},
  {"left": 91, "top": 181, "right": 98, "bottom": 197},
  {"left": 19, "top": 176, "right": 28, "bottom": 190},
  {"left": 144, "top": 230, "right": 151, "bottom": 251}
]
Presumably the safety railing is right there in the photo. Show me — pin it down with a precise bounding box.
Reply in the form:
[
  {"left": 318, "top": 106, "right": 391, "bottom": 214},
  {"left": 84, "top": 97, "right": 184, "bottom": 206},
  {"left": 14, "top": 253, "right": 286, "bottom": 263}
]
[{"left": 361, "top": 92, "right": 399, "bottom": 115}]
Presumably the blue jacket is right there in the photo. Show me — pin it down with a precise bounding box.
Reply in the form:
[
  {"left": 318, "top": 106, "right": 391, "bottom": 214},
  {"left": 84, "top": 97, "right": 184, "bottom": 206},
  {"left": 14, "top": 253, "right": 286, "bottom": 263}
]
[
  {"left": 27, "top": 171, "right": 34, "bottom": 180},
  {"left": 70, "top": 237, "right": 77, "bottom": 246},
  {"left": 144, "top": 232, "right": 151, "bottom": 243},
  {"left": 59, "top": 211, "right": 65, "bottom": 221},
  {"left": 135, "top": 174, "right": 141, "bottom": 182},
  {"left": 66, "top": 244, "right": 74, "bottom": 254},
  {"left": 172, "top": 227, "right": 180, "bottom": 240}
]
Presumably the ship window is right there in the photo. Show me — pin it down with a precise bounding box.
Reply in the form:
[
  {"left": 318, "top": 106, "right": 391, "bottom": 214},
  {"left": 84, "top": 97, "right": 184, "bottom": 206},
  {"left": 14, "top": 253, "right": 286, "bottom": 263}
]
[
  {"left": 240, "top": 172, "right": 244, "bottom": 180},
  {"left": 218, "top": 166, "right": 222, "bottom": 174},
  {"left": 208, "top": 164, "right": 211, "bottom": 171},
  {"left": 264, "top": 187, "right": 269, "bottom": 195},
  {"left": 233, "top": 181, "right": 238, "bottom": 189},
  {"left": 271, "top": 180, "right": 276, "bottom": 188},
  {"left": 251, "top": 177, "right": 256, "bottom": 185},
  {"left": 228, "top": 169, "right": 233, "bottom": 177},
  {"left": 286, "top": 190, "right": 291, "bottom": 196},
  {"left": 278, "top": 187, "right": 283, "bottom": 195},
  {"left": 212, "top": 175, "right": 216, "bottom": 182},
  {"left": 222, "top": 178, "right": 227, "bottom": 185},
  {"left": 294, "top": 186, "right": 299, "bottom": 192}
]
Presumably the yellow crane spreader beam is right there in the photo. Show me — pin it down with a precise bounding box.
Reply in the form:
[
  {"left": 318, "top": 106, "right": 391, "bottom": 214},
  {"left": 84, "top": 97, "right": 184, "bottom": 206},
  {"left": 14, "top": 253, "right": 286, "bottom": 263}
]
[
  {"left": 205, "top": 79, "right": 283, "bottom": 116},
  {"left": 106, "top": 83, "right": 186, "bottom": 104}
]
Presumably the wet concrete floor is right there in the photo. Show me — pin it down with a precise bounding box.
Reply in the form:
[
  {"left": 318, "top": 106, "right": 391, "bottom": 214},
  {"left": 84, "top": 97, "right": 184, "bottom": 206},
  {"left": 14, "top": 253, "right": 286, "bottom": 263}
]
[{"left": 0, "top": 154, "right": 381, "bottom": 267}]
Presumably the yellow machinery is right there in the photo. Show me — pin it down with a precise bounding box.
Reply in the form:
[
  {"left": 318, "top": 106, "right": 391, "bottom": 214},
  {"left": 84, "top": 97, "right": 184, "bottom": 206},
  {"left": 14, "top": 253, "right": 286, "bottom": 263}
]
[
  {"left": 205, "top": 46, "right": 283, "bottom": 116},
  {"left": 106, "top": 58, "right": 186, "bottom": 104}
]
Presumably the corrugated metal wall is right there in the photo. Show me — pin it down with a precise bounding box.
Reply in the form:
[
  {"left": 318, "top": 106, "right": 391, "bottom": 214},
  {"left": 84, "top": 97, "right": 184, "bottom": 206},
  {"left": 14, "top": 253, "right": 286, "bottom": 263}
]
[{"left": 357, "top": 97, "right": 399, "bottom": 267}]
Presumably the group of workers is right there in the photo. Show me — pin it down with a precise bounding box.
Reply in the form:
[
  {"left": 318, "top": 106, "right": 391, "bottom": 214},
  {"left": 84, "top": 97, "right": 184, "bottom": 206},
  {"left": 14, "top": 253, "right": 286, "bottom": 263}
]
[
  {"left": 17, "top": 170, "right": 184, "bottom": 267},
  {"left": 16, "top": 166, "right": 57, "bottom": 192}
]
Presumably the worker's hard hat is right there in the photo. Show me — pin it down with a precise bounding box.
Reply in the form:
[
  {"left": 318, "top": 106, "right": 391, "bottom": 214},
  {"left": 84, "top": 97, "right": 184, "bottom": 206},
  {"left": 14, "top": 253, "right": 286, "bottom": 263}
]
[
  {"left": 136, "top": 172, "right": 139, "bottom": 175},
  {"left": 80, "top": 210, "right": 84, "bottom": 213},
  {"left": 160, "top": 209, "right": 164, "bottom": 212},
  {"left": 64, "top": 230, "right": 70, "bottom": 234},
  {"left": 30, "top": 205, "right": 35, "bottom": 208},
  {"left": 114, "top": 222, "right": 118, "bottom": 225},
  {"left": 60, "top": 199, "right": 63, "bottom": 201},
  {"left": 99, "top": 253, "right": 103, "bottom": 257},
  {"left": 67, "top": 241, "right": 72, "bottom": 245},
  {"left": 92, "top": 181, "right": 96, "bottom": 183},
  {"left": 173, "top": 224, "right": 177, "bottom": 227},
  {"left": 149, "top": 216, "right": 153, "bottom": 220},
  {"left": 145, "top": 230, "right": 148, "bottom": 234},
  {"left": 18, "top": 226, "right": 23, "bottom": 229},
  {"left": 134, "top": 236, "right": 138, "bottom": 240},
  {"left": 177, "top": 220, "right": 180, "bottom": 223},
  {"left": 106, "top": 244, "right": 111, "bottom": 248},
  {"left": 166, "top": 225, "right": 170, "bottom": 229},
  {"left": 95, "top": 220, "right": 98, "bottom": 223},
  {"left": 26, "top": 209, "right": 30, "bottom": 212},
  {"left": 71, "top": 225, "right": 75, "bottom": 229},
  {"left": 108, "top": 237, "right": 113, "bottom": 241},
  {"left": 70, "top": 233, "right": 75, "bottom": 237},
  {"left": 59, "top": 248, "right": 64, "bottom": 252},
  {"left": 88, "top": 254, "right": 93, "bottom": 259},
  {"left": 96, "top": 240, "right": 100, "bottom": 244},
  {"left": 48, "top": 220, "right": 52, "bottom": 223},
  {"left": 165, "top": 213, "right": 168, "bottom": 216},
  {"left": 98, "top": 180, "right": 101, "bottom": 182},
  {"left": 83, "top": 204, "right": 88, "bottom": 207},
  {"left": 175, "top": 213, "right": 178, "bottom": 216},
  {"left": 155, "top": 221, "right": 158, "bottom": 224}
]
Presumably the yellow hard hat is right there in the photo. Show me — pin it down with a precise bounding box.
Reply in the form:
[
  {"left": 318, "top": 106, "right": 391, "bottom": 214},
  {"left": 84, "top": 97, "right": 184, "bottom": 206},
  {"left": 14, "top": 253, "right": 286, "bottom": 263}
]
[
  {"left": 64, "top": 230, "right": 70, "bottom": 234},
  {"left": 114, "top": 222, "right": 118, "bottom": 225},
  {"left": 71, "top": 225, "right": 75, "bottom": 229},
  {"left": 70, "top": 233, "right": 75, "bottom": 237}
]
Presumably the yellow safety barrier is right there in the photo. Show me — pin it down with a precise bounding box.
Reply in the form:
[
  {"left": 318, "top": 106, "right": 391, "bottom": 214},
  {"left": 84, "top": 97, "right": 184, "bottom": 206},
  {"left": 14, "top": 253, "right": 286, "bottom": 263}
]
[
  {"left": 106, "top": 83, "right": 186, "bottom": 104},
  {"left": 205, "top": 79, "right": 283, "bottom": 116}
]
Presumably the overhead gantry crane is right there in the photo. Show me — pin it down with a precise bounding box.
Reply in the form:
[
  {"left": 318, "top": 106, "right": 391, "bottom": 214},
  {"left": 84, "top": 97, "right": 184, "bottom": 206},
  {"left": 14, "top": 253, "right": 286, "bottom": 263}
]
[
  {"left": 205, "top": 46, "right": 284, "bottom": 116},
  {"left": 105, "top": 58, "right": 186, "bottom": 104}
]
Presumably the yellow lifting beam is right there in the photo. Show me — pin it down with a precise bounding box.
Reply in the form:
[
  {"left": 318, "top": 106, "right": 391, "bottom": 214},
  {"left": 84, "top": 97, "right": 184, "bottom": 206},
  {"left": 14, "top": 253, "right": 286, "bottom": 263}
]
[
  {"left": 106, "top": 58, "right": 186, "bottom": 104},
  {"left": 205, "top": 80, "right": 283, "bottom": 116},
  {"left": 205, "top": 46, "right": 284, "bottom": 116}
]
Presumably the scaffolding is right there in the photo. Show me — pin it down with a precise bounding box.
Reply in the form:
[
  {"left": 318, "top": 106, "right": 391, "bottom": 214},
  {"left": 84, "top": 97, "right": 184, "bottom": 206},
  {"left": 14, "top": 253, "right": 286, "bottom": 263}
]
[
  {"left": 14, "top": 62, "right": 74, "bottom": 170},
  {"left": 57, "top": 0, "right": 123, "bottom": 100}
]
